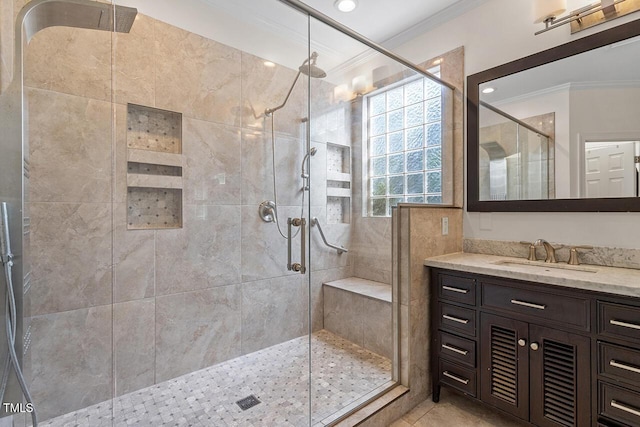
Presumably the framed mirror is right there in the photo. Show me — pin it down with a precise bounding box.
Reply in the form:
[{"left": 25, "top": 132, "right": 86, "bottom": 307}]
[{"left": 468, "top": 19, "right": 640, "bottom": 212}]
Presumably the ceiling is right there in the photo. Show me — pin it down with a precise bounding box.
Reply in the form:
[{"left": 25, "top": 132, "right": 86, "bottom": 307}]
[
  {"left": 120, "top": 0, "right": 485, "bottom": 83},
  {"left": 297, "top": 0, "right": 469, "bottom": 44}
]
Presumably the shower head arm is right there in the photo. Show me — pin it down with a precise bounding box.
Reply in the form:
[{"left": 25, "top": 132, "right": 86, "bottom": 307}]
[{"left": 265, "top": 70, "right": 302, "bottom": 116}]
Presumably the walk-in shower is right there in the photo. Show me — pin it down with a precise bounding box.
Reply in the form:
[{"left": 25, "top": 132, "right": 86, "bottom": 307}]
[{"left": 0, "top": 0, "right": 454, "bottom": 424}]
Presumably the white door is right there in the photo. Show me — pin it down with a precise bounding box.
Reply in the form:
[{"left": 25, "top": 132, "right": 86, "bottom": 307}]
[{"left": 584, "top": 142, "right": 636, "bottom": 198}]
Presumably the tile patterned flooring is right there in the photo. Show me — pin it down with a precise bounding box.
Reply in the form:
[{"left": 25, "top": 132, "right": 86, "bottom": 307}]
[
  {"left": 40, "top": 330, "right": 391, "bottom": 427},
  {"left": 392, "top": 388, "right": 529, "bottom": 427}
]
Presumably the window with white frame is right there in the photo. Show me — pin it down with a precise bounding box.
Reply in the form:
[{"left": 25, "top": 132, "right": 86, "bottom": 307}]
[{"left": 364, "top": 70, "right": 444, "bottom": 217}]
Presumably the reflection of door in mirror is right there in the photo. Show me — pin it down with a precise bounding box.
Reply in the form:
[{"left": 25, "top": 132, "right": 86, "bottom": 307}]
[{"left": 583, "top": 141, "right": 639, "bottom": 198}]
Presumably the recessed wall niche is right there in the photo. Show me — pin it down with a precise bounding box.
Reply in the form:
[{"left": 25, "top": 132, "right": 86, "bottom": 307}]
[
  {"left": 126, "top": 104, "right": 183, "bottom": 230},
  {"left": 326, "top": 142, "right": 351, "bottom": 224},
  {"left": 127, "top": 104, "right": 182, "bottom": 153}
]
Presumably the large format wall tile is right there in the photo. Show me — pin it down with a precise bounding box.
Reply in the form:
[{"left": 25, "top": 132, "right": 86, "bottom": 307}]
[
  {"left": 241, "top": 130, "right": 305, "bottom": 207},
  {"left": 352, "top": 219, "right": 393, "bottom": 285},
  {"left": 241, "top": 204, "right": 302, "bottom": 282},
  {"left": 114, "top": 299, "right": 155, "bottom": 396},
  {"left": 30, "top": 305, "right": 112, "bottom": 421},
  {"left": 25, "top": 26, "right": 111, "bottom": 101},
  {"left": 155, "top": 286, "right": 241, "bottom": 382},
  {"left": 30, "top": 202, "right": 112, "bottom": 315},
  {"left": 154, "top": 20, "right": 241, "bottom": 126},
  {"left": 323, "top": 286, "right": 363, "bottom": 346},
  {"left": 114, "top": 203, "right": 155, "bottom": 303},
  {"left": 156, "top": 205, "right": 241, "bottom": 295},
  {"left": 0, "top": 0, "right": 14, "bottom": 94},
  {"left": 114, "top": 13, "right": 155, "bottom": 106},
  {"left": 309, "top": 207, "right": 351, "bottom": 272},
  {"left": 28, "top": 88, "right": 112, "bottom": 203},
  {"left": 363, "top": 297, "right": 392, "bottom": 359},
  {"left": 310, "top": 266, "right": 354, "bottom": 332},
  {"left": 240, "top": 52, "right": 305, "bottom": 137},
  {"left": 240, "top": 275, "right": 307, "bottom": 354},
  {"left": 183, "top": 117, "right": 241, "bottom": 205}
]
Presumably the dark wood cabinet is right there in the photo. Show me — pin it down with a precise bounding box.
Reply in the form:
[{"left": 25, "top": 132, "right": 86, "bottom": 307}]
[
  {"left": 479, "top": 313, "right": 529, "bottom": 420},
  {"left": 430, "top": 268, "right": 640, "bottom": 427},
  {"left": 528, "top": 324, "right": 591, "bottom": 427}
]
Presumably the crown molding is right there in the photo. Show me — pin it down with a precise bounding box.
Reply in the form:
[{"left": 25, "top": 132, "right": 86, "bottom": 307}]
[{"left": 382, "top": 0, "right": 491, "bottom": 49}]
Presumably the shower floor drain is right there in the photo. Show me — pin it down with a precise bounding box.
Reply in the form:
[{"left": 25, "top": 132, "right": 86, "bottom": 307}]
[{"left": 236, "top": 395, "right": 261, "bottom": 411}]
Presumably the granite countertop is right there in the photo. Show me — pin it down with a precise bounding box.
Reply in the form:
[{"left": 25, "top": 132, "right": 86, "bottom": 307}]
[{"left": 424, "top": 252, "right": 640, "bottom": 298}]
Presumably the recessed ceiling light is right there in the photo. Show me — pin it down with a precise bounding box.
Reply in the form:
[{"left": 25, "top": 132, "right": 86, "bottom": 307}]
[
  {"left": 334, "top": 0, "right": 358, "bottom": 13},
  {"left": 433, "top": 58, "right": 443, "bottom": 65},
  {"left": 482, "top": 87, "right": 495, "bottom": 94},
  {"left": 264, "top": 61, "right": 275, "bottom": 68}
]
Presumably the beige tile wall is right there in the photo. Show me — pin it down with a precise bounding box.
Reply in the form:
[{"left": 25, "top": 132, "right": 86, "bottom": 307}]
[
  {"left": 0, "top": 0, "right": 14, "bottom": 94},
  {"left": 24, "top": 12, "right": 353, "bottom": 421}
]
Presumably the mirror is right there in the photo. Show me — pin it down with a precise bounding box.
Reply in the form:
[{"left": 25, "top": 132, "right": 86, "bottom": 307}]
[{"left": 468, "top": 20, "right": 640, "bottom": 212}]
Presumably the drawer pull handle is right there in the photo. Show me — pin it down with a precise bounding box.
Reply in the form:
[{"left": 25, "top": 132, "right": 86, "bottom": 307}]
[
  {"left": 443, "top": 314, "right": 470, "bottom": 325},
  {"left": 611, "top": 400, "right": 640, "bottom": 418},
  {"left": 610, "top": 319, "right": 640, "bottom": 330},
  {"left": 610, "top": 360, "right": 640, "bottom": 374},
  {"left": 510, "top": 299, "right": 546, "bottom": 310},
  {"left": 442, "top": 285, "right": 469, "bottom": 294},
  {"left": 442, "top": 344, "right": 469, "bottom": 355},
  {"left": 443, "top": 371, "right": 469, "bottom": 385}
]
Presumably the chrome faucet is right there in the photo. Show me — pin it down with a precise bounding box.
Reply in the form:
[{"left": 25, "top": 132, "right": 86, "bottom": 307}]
[{"left": 534, "top": 239, "right": 557, "bottom": 263}]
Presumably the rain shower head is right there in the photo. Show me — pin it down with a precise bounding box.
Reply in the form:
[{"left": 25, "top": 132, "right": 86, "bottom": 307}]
[
  {"left": 265, "top": 52, "right": 326, "bottom": 116},
  {"left": 21, "top": 0, "right": 138, "bottom": 43},
  {"left": 299, "top": 52, "right": 327, "bottom": 79}
]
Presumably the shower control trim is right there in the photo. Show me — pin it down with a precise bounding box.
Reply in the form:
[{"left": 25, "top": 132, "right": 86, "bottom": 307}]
[{"left": 258, "top": 201, "right": 277, "bottom": 223}]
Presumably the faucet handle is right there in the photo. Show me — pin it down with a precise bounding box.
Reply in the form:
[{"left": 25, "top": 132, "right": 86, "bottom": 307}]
[
  {"left": 567, "top": 245, "right": 594, "bottom": 266},
  {"left": 519, "top": 241, "right": 538, "bottom": 261}
]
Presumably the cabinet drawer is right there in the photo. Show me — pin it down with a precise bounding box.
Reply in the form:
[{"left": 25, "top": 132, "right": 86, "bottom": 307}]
[
  {"left": 439, "top": 303, "right": 476, "bottom": 337},
  {"left": 599, "top": 342, "right": 640, "bottom": 386},
  {"left": 599, "top": 302, "right": 640, "bottom": 342},
  {"left": 599, "top": 382, "right": 640, "bottom": 427},
  {"left": 438, "top": 274, "right": 476, "bottom": 306},
  {"left": 481, "top": 282, "right": 589, "bottom": 329},
  {"left": 439, "top": 359, "right": 476, "bottom": 397},
  {"left": 438, "top": 331, "right": 476, "bottom": 368}
]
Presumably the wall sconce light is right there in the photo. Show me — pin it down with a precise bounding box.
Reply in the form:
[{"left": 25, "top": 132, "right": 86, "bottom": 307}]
[
  {"left": 351, "top": 75, "right": 368, "bottom": 95},
  {"left": 534, "top": 0, "right": 640, "bottom": 35},
  {"left": 333, "top": 84, "right": 351, "bottom": 102}
]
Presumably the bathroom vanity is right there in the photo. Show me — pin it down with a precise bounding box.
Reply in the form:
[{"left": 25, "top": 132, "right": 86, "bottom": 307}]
[{"left": 425, "top": 253, "right": 640, "bottom": 427}]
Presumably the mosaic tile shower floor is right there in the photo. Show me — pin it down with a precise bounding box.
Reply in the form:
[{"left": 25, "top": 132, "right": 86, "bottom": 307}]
[{"left": 40, "top": 330, "right": 392, "bottom": 427}]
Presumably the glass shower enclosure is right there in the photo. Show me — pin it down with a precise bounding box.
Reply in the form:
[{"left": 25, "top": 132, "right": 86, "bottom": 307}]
[{"left": 0, "top": 0, "right": 454, "bottom": 425}]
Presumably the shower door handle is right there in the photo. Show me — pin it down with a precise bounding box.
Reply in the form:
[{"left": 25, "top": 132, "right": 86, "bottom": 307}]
[{"left": 287, "top": 218, "right": 306, "bottom": 274}]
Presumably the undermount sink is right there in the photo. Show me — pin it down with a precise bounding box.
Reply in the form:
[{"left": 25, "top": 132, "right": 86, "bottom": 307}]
[{"left": 491, "top": 258, "right": 598, "bottom": 273}]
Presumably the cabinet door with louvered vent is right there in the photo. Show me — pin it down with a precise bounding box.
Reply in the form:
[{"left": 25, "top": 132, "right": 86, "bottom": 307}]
[
  {"left": 529, "top": 325, "right": 590, "bottom": 427},
  {"left": 480, "top": 313, "right": 529, "bottom": 421}
]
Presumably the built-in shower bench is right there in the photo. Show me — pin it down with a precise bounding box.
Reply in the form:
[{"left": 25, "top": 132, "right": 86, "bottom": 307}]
[{"left": 323, "top": 278, "right": 392, "bottom": 359}]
